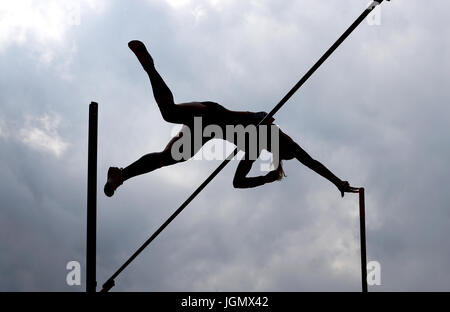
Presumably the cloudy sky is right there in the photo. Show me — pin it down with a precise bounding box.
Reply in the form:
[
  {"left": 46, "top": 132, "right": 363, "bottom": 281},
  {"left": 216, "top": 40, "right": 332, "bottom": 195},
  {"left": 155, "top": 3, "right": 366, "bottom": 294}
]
[{"left": 1, "top": 0, "right": 449, "bottom": 291}]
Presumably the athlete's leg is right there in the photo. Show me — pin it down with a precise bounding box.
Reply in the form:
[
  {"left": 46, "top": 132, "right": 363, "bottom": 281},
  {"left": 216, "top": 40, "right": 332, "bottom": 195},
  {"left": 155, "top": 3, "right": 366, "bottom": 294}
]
[
  {"left": 121, "top": 149, "right": 178, "bottom": 182},
  {"left": 104, "top": 137, "right": 183, "bottom": 197},
  {"left": 128, "top": 40, "right": 209, "bottom": 124},
  {"left": 121, "top": 130, "right": 187, "bottom": 181},
  {"left": 104, "top": 125, "right": 211, "bottom": 197}
]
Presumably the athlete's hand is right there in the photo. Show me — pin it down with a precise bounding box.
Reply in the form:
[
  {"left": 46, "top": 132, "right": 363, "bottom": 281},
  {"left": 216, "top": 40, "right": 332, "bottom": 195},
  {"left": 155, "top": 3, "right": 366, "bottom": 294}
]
[{"left": 338, "top": 181, "right": 360, "bottom": 198}]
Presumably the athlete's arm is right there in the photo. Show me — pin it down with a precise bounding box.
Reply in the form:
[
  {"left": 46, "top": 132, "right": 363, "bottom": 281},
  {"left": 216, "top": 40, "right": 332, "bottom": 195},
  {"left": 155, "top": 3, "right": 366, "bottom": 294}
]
[{"left": 233, "top": 158, "right": 280, "bottom": 189}]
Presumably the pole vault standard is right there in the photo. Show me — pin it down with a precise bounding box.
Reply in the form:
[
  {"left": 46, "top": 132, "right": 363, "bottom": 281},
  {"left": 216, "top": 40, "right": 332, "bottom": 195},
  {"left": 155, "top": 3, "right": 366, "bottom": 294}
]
[
  {"left": 87, "top": 101, "right": 98, "bottom": 292},
  {"left": 99, "top": 0, "right": 387, "bottom": 292},
  {"left": 359, "top": 188, "right": 368, "bottom": 293}
]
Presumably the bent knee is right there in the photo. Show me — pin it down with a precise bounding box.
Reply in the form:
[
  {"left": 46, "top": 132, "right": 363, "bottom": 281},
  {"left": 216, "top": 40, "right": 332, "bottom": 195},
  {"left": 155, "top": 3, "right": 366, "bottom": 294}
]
[
  {"left": 163, "top": 136, "right": 197, "bottom": 163},
  {"left": 160, "top": 149, "right": 186, "bottom": 166}
]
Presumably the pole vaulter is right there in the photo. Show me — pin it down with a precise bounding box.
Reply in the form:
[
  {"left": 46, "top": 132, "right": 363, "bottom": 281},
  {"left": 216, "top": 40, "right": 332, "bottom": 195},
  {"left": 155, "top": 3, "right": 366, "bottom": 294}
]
[{"left": 91, "top": 0, "right": 389, "bottom": 292}]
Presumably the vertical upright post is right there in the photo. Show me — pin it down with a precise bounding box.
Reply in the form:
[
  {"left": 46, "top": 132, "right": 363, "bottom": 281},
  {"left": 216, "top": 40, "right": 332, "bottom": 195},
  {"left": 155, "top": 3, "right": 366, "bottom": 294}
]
[
  {"left": 87, "top": 102, "right": 98, "bottom": 293},
  {"left": 359, "top": 188, "right": 368, "bottom": 293}
]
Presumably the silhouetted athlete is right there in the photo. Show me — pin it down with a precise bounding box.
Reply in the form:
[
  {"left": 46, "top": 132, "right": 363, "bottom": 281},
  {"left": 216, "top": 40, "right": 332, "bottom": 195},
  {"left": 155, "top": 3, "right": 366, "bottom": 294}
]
[{"left": 104, "top": 40, "right": 358, "bottom": 198}]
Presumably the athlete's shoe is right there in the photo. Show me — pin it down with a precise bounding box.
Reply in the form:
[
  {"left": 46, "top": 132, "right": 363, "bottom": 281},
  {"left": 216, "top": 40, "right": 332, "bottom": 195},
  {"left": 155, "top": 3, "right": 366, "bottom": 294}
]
[
  {"left": 128, "top": 40, "right": 154, "bottom": 69},
  {"left": 104, "top": 167, "right": 124, "bottom": 197}
]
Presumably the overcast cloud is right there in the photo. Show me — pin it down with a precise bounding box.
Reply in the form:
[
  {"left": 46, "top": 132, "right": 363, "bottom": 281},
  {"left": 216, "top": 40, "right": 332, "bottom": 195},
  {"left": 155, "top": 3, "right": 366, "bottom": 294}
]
[{"left": 1, "top": 0, "right": 449, "bottom": 291}]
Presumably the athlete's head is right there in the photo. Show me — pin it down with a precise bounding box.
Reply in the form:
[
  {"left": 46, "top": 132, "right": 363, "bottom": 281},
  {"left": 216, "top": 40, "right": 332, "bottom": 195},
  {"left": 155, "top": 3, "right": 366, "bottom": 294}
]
[{"left": 273, "top": 159, "right": 286, "bottom": 181}]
